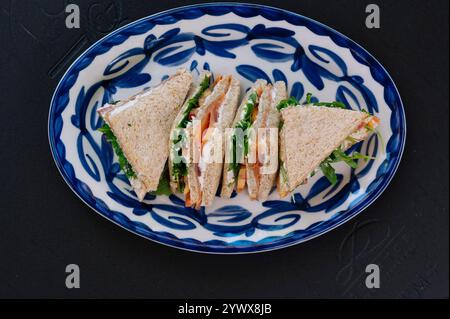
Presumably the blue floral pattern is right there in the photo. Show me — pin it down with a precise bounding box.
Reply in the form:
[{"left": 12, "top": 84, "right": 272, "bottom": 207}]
[{"left": 48, "top": 4, "right": 406, "bottom": 253}]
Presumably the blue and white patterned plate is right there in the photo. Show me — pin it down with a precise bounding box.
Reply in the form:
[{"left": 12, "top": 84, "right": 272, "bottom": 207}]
[{"left": 48, "top": 3, "right": 406, "bottom": 253}]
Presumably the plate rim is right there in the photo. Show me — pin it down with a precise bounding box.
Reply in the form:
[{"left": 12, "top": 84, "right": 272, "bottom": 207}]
[{"left": 48, "top": 2, "right": 407, "bottom": 254}]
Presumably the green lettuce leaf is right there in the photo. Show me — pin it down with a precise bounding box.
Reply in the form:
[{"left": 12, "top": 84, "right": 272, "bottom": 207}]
[{"left": 98, "top": 123, "right": 136, "bottom": 179}]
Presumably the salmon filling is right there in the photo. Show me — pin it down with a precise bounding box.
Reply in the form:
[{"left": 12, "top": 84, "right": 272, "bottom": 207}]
[{"left": 185, "top": 76, "right": 232, "bottom": 208}]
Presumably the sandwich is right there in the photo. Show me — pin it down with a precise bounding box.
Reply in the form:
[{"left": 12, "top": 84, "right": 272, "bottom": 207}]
[
  {"left": 97, "top": 68, "right": 192, "bottom": 201},
  {"left": 221, "top": 80, "right": 287, "bottom": 201},
  {"left": 170, "top": 73, "right": 240, "bottom": 208},
  {"left": 277, "top": 94, "right": 380, "bottom": 197},
  {"left": 169, "top": 71, "right": 212, "bottom": 194}
]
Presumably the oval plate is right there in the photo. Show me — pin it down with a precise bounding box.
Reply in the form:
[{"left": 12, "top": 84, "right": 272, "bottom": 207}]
[{"left": 48, "top": 3, "right": 406, "bottom": 253}]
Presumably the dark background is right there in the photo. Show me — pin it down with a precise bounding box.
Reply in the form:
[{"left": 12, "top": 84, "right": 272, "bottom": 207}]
[{"left": 0, "top": 0, "right": 448, "bottom": 298}]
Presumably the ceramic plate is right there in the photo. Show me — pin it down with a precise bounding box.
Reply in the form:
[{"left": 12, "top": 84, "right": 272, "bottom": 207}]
[{"left": 48, "top": 3, "right": 406, "bottom": 253}]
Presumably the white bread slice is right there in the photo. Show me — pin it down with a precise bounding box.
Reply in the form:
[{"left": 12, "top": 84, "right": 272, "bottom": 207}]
[
  {"left": 98, "top": 69, "right": 192, "bottom": 200},
  {"left": 247, "top": 81, "right": 287, "bottom": 201},
  {"left": 187, "top": 75, "right": 241, "bottom": 207},
  {"left": 220, "top": 79, "right": 267, "bottom": 198},
  {"left": 278, "top": 105, "right": 372, "bottom": 195}
]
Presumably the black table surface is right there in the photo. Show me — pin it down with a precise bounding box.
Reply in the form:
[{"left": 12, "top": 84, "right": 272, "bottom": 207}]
[{"left": 0, "top": 0, "right": 448, "bottom": 298}]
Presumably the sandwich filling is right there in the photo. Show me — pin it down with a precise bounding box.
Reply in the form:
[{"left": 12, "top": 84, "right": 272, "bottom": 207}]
[
  {"left": 98, "top": 121, "right": 136, "bottom": 179},
  {"left": 246, "top": 85, "right": 274, "bottom": 198},
  {"left": 171, "top": 74, "right": 212, "bottom": 193},
  {"left": 191, "top": 75, "right": 233, "bottom": 208},
  {"left": 319, "top": 114, "right": 379, "bottom": 184},
  {"left": 227, "top": 89, "right": 261, "bottom": 192}
]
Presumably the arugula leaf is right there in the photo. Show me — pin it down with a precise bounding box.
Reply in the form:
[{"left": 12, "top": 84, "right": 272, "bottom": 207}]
[
  {"left": 276, "top": 97, "right": 300, "bottom": 131},
  {"left": 345, "top": 135, "right": 359, "bottom": 144},
  {"left": 171, "top": 138, "right": 188, "bottom": 193},
  {"left": 305, "top": 92, "right": 345, "bottom": 108},
  {"left": 276, "top": 97, "right": 299, "bottom": 111},
  {"left": 278, "top": 121, "right": 284, "bottom": 130},
  {"left": 313, "top": 101, "right": 346, "bottom": 109},
  {"left": 176, "top": 75, "right": 211, "bottom": 129},
  {"left": 374, "top": 129, "right": 385, "bottom": 154},
  {"left": 319, "top": 162, "right": 337, "bottom": 185},
  {"left": 229, "top": 132, "right": 246, "bottom": 178},
  {"left": 98, "top": 123, "right": 136, "bottom": 179},
  {"left": 329, "top": 148, "right": 357, "bottom": 168},
  {"left": 151, "top": 166, "right": 171, "bottom": 196},
  {"left": 154, "top": 178, "right": 171, "bottom": 195},
  {"left": 348, "top": 152, "right": 375, "bottom": 161},
  {"left": 171, "top": 74, "right": 211, "bottom": 191},
  {"left": 229, "top": 92, "right": 258, "bottom": 177},
  {"left": 277, "top": 94, "right": 345, "bottom": 111},
  {"left": 320, "top": 147, "right": 375, "bottom": 184}
]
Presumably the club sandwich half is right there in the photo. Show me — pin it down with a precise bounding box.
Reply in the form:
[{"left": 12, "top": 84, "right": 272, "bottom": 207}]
[
  {"left": 97, "top": 68, "right": 192, "bottom": 201},
  {"left": 277, "top": 96, "right": 380, "bottom": 197},
  {"left": 221, "top": 80, "right": 287, "bottom": 201},
  {"left": 170, "top": 73, "right": 240, "bottom": 208}
]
